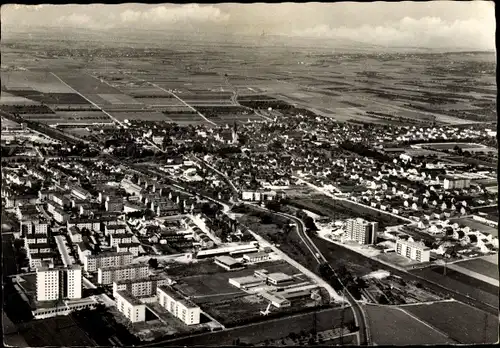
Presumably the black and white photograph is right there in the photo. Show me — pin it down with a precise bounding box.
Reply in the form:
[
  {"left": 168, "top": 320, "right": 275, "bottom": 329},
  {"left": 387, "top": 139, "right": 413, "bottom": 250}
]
[{"left": 1, "top": 2, "right": 498, "bottom": 347}]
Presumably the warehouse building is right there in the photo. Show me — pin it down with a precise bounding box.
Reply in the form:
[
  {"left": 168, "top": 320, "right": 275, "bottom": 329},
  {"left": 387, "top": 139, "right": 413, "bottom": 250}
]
[{"left": 214, "top": 256, "right": 245, "bottom": 271}]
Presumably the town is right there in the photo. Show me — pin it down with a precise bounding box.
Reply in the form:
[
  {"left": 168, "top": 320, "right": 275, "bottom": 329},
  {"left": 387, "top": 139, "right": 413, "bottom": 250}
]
[{"left": 1, "top": 3, "right": 498, "bottom": 347}]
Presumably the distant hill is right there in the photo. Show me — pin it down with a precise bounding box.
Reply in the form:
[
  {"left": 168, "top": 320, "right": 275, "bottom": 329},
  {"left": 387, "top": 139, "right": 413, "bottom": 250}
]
[{"left": 2, "top": 26, "right": 495, "bottom": 55}]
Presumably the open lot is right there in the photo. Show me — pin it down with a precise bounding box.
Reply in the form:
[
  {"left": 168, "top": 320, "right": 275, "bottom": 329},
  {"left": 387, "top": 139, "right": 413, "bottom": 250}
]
[
  {"left": 453, "top": 257, "right": 498, "bottom": 280},
  {"left": 364, "top": 304, "right": 455, "bottom": 345},
  {"left": 16, "top": 315, "right": 95, "bottom": 347},
  {"left": 403, "top": 301, "right": 498, "bottom": 344},
  {"left": 1, "top": 71, "right": 75, "bottom": 93},
  {"left": 410, "top": 266, "right": 499, "bottom": 308},
  {"left": 163, "top": 306, "right": 355, "bottom": 346}
]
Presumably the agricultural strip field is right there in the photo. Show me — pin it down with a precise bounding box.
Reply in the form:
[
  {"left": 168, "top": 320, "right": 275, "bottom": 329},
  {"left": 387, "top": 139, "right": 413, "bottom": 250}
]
[
  {"left": 109, "top": 111, "right": 171, "bottom": 122},
  {"left": 446, "top": 263, "right": 498, "bottom": 287},
  {"left": 162, "top": 307, "right": 355, "bottom": 346},
  {"left": 1, "top": 71, "right": 75, "bottom": 93},
  {"left": 52, "top": 72, "right": 123, "bottom": 95},
  {"left": 164, "top": 113, "right": 215, "bottom": 126},
  {"left": 450, "top": 257, "right": 499, "bottom": 280},
  {"left": 410, "top": 266, "right": 499, "bottom": 308},
  {"left": 403, "top": 301, "right": 499, "bottom": 344},
  {"left": 364, "top": 304, "right": 455, "bottom": 345}
]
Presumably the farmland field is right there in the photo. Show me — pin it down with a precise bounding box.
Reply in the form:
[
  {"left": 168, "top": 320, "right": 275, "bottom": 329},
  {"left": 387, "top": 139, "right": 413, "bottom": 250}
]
[
  {"left": 403, "top": 301, "right": 498, "bottom": 344},
  {"left": 109, "top": 111, "right": 171, "bottom": 122},
  {"left": 52, "top": 72, "right": 122, "bottom": 95},
  {"left": 1, "top": 71, "right": 76, "bottom": 93},
  {"left": 451, "top": 257, "right": 499, "bottom": 280},
  {"left": 410, "top": 266, "right": 499, "bottom": 308},
  {"left": 364, "top": 304, "right": 455, "bottom": 345}
]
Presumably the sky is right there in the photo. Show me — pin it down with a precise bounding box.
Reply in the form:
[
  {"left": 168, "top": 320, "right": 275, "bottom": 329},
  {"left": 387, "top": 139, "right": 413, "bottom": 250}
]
[{"left": 1, "top": 2, "right": 496, "bottom": 50}]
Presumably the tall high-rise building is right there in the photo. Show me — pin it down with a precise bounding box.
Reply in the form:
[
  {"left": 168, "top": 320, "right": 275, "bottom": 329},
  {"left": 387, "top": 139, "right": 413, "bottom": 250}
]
[
  {"left": 36, "top": 264, "right": 82, "bottom": 302},
  {"left": 345, "top": 218, "right": 378, "bottom": 245}
]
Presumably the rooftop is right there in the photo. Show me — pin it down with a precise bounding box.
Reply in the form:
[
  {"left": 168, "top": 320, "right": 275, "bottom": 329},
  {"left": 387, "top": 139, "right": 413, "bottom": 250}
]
[{"left": 116, "top": 290, "right": 144, "bottom": 306}]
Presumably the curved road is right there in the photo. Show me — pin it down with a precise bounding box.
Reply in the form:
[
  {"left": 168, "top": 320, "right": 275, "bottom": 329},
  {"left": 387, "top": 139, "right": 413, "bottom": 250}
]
[{"left": 244, "top": 202, "right": 371, "bottom": 346}]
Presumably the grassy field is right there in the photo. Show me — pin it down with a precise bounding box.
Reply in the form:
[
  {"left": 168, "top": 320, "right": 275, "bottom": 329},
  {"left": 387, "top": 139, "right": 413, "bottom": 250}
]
[
  {"left": 364, "top": 304, "right": 455, "bottom": 345},
  {"left": 410, "top": 266, "right": 499, "bottom": 308},
  {"left": 422, "top": 143, "right": 486, "bottom": 150},
  {"left": 17, "top": 315, "right": 96, "bottom": 347},
  {"left": 403, "top": 301, "right": 498, "bottom": 344},
  {"left": 163, "top": 307, "right": 354, "bottom": 346},
  {"left": 453, "top": 258, "right": 499, "bottom": 280}
]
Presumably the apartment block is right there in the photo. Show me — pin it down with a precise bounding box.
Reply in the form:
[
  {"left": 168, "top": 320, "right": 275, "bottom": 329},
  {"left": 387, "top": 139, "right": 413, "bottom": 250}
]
[
  {"left": 345, "top": 218, "right": 378, "bottom": 245},
  {"left": 97, "top": 264, "right": 149, "bottom": 285},
  {"left": 117, "top": 243, "right": 141, "bottom": 257},
  {"left": 36, "top": 265, "right": 82, "bottom": 302},
  {"left": 115, "top": 291, "right": 146, "bottom": 323},
  {"left": 396, "top": 237, "right": 431, "bottom": 263},
  {"left": 84, "top": 251, "right": 133, "bottom": 272},
  {"left": 157, "top": 286, "right": 200, "bottom": 325},
  {"left": 112, "top": 276, "right": 171, "bottom": 298}
]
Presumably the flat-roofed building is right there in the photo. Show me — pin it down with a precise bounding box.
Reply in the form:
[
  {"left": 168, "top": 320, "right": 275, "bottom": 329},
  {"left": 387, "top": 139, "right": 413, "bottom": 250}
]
[
  {"left": 345, "top": 218, "right": 378, "bottom": 245},
  {"left": 117, "top": 243, "right": 141, "bottom": 257},
  {"left": 259, "top": 291, "right": 291, "bottom": 308},
  {"left": 157, "top": 286, "right": 200, "bottom": 325},
  {"left": 97, "top": 264, "right": 149, "bottom": 285},
  {"left": 266, "top": 272, "right": 293, "bottom": 286},
  {"left": 25, "top": 233, "right": 48, "bottom": 248},
  {"left": 214, "top": 256, "right": 245, "bottom": 271},
  {"left": 396, "top": 236, "right": 431, "bottom": 263},
  {"left": 69, "top": 227, "right": 83, "bottom": 243},
  {"left": 36, "top": 264, "right": 82, "bottom": 302},
  {"left": 229, "top": 275, "right": 265, "bottom": 289},
  {"left": 67, "top": 218, "right": 101, "bottom": 232},
  {"left": 115, "top": 291, "right": 146, "bottom": 323},
  {"left": 84, "top": 251, "right": 133, "bottom": 272},
  {"left": 109, "top": 233, "right": 133, "bottom": 248},
  {"left": 112, "top": 276, "right": 171, "bottom": 298},
  {"left": 105, "top": 224, "right": 127, "bottom": 236},
  {"left": 29, "top": 253, "right": 54, "bottom": 269},
  {"left": 243, "top": 252, "right": 270, "bottom": 263}
]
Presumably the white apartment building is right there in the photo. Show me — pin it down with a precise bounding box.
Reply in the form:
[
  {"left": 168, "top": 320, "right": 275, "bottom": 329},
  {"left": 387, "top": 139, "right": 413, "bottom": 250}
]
[
  {"left": 30, "top": 253, "right": 54, "bottom": 269},
  {"left": 84, "top": 251, "right": 133, "bottom": 272},
  {"left": 22, "top": 221, "right": 49, "bottom": 235},
  {"left": 117, "top": 243, "right": 141, "bottom": 257},
  {"left": 443, "top": 176, "right": 471, "bottom": 190},
  {"left": 109, "top": 233, "right": 133, "bottom": 248},
  {"left": 112, "top": 277, "right": 171, "bottom": 298},
  {"left": 105, "top": 224, "right": 127, "bottom": 236},
  {"left": 396, "top": 237, "right": 431, "bottom": 263},
  {"left": 115, "top": 291, "right": 146, "bottom": 323},
  {"left": 36, "top": 265, "right": 82, "bottom": 302},
  {"left": 67, "top": 219, "right": 101, "bottom": 232},
  {"left": 157, "top": 286, "right": 200, "bottom": 325},
  {"left": 345, "top": 218, "right": 378, "bottom": 245},
  {"left": 24, "top": 234, "right": 48, "bottom": 248},
  {"left": 97, "top": 264, "right": 149, "bottom": 285}
]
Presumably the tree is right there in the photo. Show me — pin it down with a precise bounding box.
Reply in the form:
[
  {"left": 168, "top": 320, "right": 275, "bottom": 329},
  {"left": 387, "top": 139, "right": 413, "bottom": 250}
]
[{"left": 148, "top": 258, "right": 159, "bottom": 269}]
